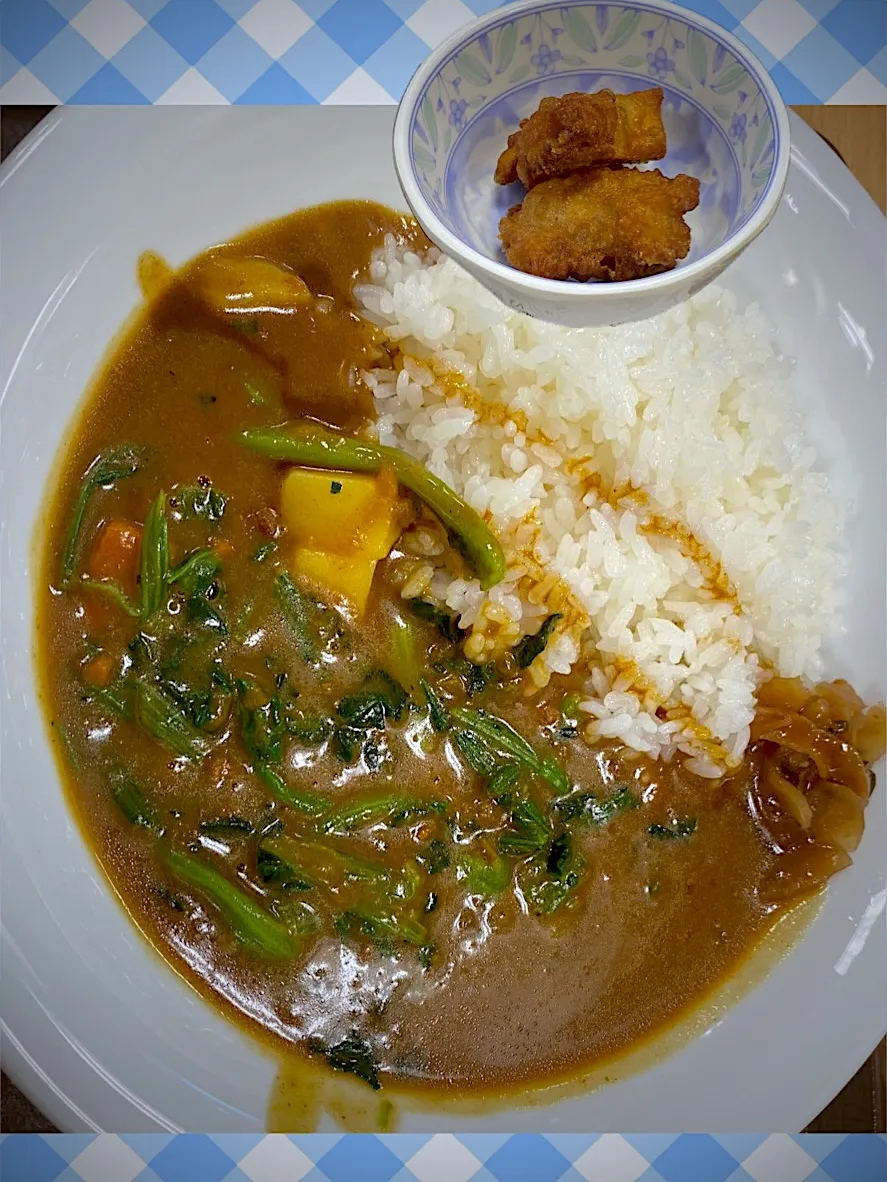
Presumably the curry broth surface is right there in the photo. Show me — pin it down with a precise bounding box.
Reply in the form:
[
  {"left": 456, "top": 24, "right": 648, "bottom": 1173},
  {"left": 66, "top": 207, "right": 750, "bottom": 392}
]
[{"left": 38, "top": 200, "right": 781, "bottom": 1100}]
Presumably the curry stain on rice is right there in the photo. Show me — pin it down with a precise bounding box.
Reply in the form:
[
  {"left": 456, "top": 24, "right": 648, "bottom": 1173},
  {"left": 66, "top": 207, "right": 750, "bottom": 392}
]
[{"left": 388, "top": 349, "right": 749, "bottom": 764}]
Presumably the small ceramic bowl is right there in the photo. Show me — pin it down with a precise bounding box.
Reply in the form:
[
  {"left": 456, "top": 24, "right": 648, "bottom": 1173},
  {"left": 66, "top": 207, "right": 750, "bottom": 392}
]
[{"left": 394, "top": 0, "right": 790, "bottom": 327}]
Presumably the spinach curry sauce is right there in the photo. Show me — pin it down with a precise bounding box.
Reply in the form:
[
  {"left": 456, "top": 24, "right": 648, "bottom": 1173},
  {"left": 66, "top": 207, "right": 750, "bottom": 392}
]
[{"left": 39, "top": 200, "right": 784, "bottom": 1102}]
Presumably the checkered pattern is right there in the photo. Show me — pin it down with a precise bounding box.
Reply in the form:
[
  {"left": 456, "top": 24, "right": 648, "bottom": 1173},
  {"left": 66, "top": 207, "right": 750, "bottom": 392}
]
[
  {"left": 0, "top": 0, "right": 885, "bottom": 104},
  {"left": 1, "top": 1133, "right": 886, "bottom": 1182}
]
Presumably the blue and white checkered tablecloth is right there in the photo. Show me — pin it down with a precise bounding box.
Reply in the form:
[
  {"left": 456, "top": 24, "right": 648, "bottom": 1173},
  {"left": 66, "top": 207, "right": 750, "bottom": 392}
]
[
  {"left": 0, "top": 0, "right": 885, "bottom": 105},
  {"left": 1, "top": 1132, "right": 886, "bottom": 1182}
]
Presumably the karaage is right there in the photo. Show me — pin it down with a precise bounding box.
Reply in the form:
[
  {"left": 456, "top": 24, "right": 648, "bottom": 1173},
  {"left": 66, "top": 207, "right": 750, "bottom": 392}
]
[
  {"left": 494, "top": 89, "right": 666, "bottom": 189},
  {"left": 499, "top": 167, "right": 701, "bottom": 282}
]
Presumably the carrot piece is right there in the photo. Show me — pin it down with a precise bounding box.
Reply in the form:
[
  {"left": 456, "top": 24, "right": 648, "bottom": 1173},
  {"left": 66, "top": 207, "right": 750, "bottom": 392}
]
[
  {"left": 83, "top": 651, "right": 116, "bottom": 687},
  {"left": 89, "top": 521, "right": 143, "bottom": 586}
]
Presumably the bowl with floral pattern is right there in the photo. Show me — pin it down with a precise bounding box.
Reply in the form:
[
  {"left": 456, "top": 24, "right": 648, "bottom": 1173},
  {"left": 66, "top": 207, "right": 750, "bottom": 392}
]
[{"left": 393, "top": 0, "right": 790, "bottom": 327}]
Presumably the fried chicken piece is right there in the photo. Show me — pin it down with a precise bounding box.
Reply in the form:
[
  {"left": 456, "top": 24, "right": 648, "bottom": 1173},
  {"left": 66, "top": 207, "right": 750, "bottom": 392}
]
[
  {"left": 499, "top": 167, "right": 701, "bottom": 282},
  {"left": 494, "top": 89, "right": 667, "bottom": 189}
]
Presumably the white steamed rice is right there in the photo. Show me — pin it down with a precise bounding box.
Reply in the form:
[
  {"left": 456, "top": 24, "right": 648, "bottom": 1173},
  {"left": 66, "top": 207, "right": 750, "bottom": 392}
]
[{"left": 354, "top": 238, "right": 845, "bottom": 776}]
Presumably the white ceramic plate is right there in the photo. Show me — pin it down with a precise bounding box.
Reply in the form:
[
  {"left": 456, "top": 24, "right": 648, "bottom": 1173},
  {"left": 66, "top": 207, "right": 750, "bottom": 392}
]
[{"left": 1, "top": 106, "right": 884, "bottom": 1133}]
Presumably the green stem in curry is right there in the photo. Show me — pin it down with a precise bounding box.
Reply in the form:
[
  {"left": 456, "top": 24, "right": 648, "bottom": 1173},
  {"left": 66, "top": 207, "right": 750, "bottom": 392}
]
[
  {"left": 322, "top": 793, "right": 447, "bottom": 834},
  {"left": 276, "top": 572, "right": 319, "bottom": 662},
  {"left": 139, "top": 490, "right": 170, "bottom": 618},
  {"left": 340, "top": 903, "right": 427, "bottom": 948},
  {"left": 255, "top": 765, "right": 328, "bottom": 817},
  {"left": 59, "top": 444, "right": 146, "bottom": 588},
  {"left": 87, "top": 682, "right": 133, "bottom": 720},
  {"left": 261, "top": 832, "right": 401, "bottom": 891},
  {"left": 389, "top": 614, "right": 421, "bottom": 697},
  {"left": 239, "top": 421, "right": 506, "bottom": 591},
  {"left": 164, "top": 848, "right": 301, "bottom": 958},
  {"left": 79, "top": 578, "right": 140, "bottom": 617}
]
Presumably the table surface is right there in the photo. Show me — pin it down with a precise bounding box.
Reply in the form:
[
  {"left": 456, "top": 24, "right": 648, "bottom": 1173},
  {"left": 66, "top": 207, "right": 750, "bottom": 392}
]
[{"left": 0, "top": 103, "right": 884, "bottom": 1137}]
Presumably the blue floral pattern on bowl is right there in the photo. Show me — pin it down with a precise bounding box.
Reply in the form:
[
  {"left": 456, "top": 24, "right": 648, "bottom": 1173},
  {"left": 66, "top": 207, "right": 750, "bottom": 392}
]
[{"left": 408, "top": 1, "right": 779, "bottom": 272}]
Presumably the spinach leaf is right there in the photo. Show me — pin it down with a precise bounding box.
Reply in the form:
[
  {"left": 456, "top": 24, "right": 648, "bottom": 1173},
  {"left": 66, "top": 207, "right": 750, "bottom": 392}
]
[
  {"left": 210, "top": 662, "right": 235, "bottom": 693},
  {"left": 416, "top": 838, "right": 451, "bottom": 875},
  {"left": 337, "top": 669, "right": 408, "bottom": 730},
  {"left": 168, "top": 547, "right": 226, "bottom": 633},
  {"left": 451, "top": 707, "right": 569, "bottom": 792},
  {"left": 88, "top": 678, "right": 209, "bottom": 760},
  {"left": 60, "top": 444, "right": 146, "bottom": 588},
  {"left": 649, "top": 817, "right": 697, "bottom": 840},
  {"left": 486, "top": 763, "right": 521, "bottom": 801},
  {"left": 516, "top": 832, "right": 584, "bottom": 916},
  {"left": 85, "top": 681, "right": 133, "bottom": 721},
  {"left": 241, "top": 694, "right": 286, "bottom": 764},
  {"left": 256, "top": 766, "right": 328, "bottom": 817},
  {"left": 307, "top": 1033, "right": 381, "bottom": 1091},
  {"left": 546, "top": 833, "right": 571, "bottom": 876},
  {"left": 261, "top": 833, "right": 402, "bottom": 895},
  {"left": 456, "top": 850, "right": 511, "bottom": 896},
  {"left": 276, "top": 572, "right": 319, "bottom": 662},
  {"left": 553, "top": 783, "right": 639, "bottom": 825},
  {"left": 109, "top": 770, "right": 160, "bottom": 831},
  {"left": 409, "top": 598, "right": 464, "bottom": 643},
  {"left": 453, "top": 728, "right": 500, "bottom": 776},
  {"left": 157, "top": 677, "right": 215, "bottom": 730},
  {"left": 287, "top": 711, "right": 332, "bottom": 745},
  {"left": 252, "top": 540, "right": 278, "bottom": 563},
  {"left": 465, "top": 659, "right": 497, "bottom": 697},
  {"left": 135, "top": 679, "right": 210, "bottom": 760},
  {"left": 79, "top": 577, "right": 140, "bottom": 617},
  {"left": 337, "top": 904, "right": 427, "bottom": 950},
  {"left": 167, "top": 548, "right": 220, "bottom": 593},
  {"left": 497, "top": 796, "right": 551, "bottom": 856},
  {"left": 420, "top": 678, "right": 449, "bottom": 732},
  {"left": 333, "top": 725, "right": 363, "bottom": 763},
  {"left": 514, "top": 613, "right": 562, "bottom": 668},
  {"left": 172, "top": 483, "right": 227, "bottom": 522},
  {"left": 257, "top": 845, "right": 312, "bottom": 891}
]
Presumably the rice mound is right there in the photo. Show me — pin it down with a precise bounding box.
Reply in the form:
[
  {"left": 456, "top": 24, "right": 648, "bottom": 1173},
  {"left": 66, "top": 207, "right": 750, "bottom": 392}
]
[{"left": 355, "top": 237, "right": 845, "bottom": 776}]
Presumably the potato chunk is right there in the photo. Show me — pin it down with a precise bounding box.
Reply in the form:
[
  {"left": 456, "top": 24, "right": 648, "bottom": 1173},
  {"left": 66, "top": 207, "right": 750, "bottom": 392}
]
[
  {"left": 192, "top": 255, "right": 312, "bottom": 318},
  {"left": 280, "top": 467, "right": 408, "bottom": 613}
]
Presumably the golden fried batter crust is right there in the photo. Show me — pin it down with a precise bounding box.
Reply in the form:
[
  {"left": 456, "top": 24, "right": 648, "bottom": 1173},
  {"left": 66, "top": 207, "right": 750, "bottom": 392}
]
[
  {"left": 494, "top": 89, "right": 666, "bottom": 189},
  {"left": 498, "top": 167, "right": 701, "bottom": 282}
]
